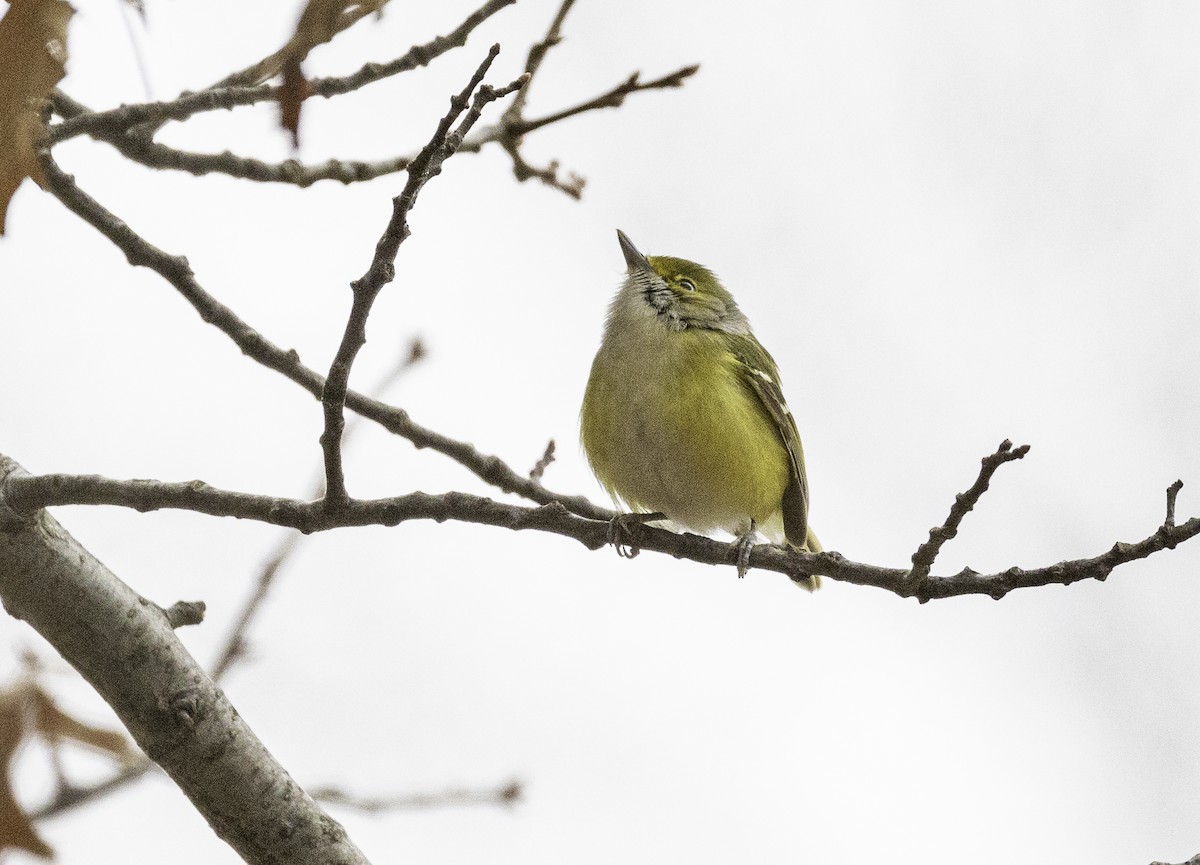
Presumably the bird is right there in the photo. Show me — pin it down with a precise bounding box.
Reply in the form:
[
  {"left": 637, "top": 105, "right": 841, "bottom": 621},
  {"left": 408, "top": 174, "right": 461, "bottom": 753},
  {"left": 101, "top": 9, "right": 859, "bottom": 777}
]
[{"left": 580, "top": 230, "right": 820, "bottom": 589}]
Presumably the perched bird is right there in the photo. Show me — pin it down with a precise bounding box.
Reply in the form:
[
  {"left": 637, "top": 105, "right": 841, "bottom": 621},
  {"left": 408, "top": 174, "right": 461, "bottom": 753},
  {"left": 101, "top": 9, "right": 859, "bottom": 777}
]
[{"left": 580, "top": 230, "right": 820, "bottom": 589}]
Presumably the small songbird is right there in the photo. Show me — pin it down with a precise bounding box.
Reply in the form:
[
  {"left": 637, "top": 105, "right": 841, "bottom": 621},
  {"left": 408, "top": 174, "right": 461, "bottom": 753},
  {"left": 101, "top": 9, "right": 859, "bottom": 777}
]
[{"left": 580, "top": 230, "right": 820, "bottom": 589}]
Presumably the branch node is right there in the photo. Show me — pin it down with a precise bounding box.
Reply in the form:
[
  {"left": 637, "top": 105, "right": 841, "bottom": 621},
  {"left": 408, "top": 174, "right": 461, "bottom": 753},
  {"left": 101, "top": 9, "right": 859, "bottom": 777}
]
[
  {"left": 528, "top": 439, "right": 556, "bottom": 481},
  {"left": 1165, "top": 479, "right": 1184, "bottom": 528},
  {"left": 163, "top": 600, "right": 206, "bottom": 629}
]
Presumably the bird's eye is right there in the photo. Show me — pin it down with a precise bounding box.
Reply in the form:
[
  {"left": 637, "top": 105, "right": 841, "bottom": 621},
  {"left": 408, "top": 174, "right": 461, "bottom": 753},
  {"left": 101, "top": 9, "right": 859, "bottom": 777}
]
[{"left": 679, "top": 278, "right": 696, "bottom": 292}]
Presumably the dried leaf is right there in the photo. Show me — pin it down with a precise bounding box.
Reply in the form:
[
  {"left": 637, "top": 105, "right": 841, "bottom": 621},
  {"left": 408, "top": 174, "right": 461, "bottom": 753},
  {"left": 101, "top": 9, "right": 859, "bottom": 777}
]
[
  {"left": 0, "top": 678, "right": 136, "bottom": 858},
  {"left": 0, "top": 683, "right": 52, "bottom": 858},
  {"left": 0, "top": 0, "right": 75, "bottom": 234},
  {"left": 277, "top": 0, "right": 386, "bottom": 146},
  {"left": 28, "top": 687, "right": 135, "bottom": 760},
  {"left": 279, "top": 58, "right": 309, "bottom": 148}
]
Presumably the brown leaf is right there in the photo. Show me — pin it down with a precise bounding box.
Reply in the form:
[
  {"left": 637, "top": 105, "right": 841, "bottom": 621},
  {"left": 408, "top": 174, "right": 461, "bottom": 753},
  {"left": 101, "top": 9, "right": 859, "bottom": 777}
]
[
  {"left": 0, "top": 683, "right": 52, "bottom": 858},
  {"left": 0, "top": 0, "right": 75, "bottom": 234},
  {"left": 279, "top": 58, "right": 310, "bottom": 149},
  {"left": 28, "top": 687, "right": 135, "bottom": 761},
  {"left": 276, "top": 0, "right": 386, "bottom": 146},
  {"left": 0, "top": 679, "right": 136, "bottom": 858}
]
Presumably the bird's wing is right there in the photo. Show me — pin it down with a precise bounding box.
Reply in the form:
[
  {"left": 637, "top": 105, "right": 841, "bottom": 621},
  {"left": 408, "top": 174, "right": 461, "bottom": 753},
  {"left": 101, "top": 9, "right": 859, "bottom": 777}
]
[{"left": 727, "top": 333, "right": 810, "bottom": 548}]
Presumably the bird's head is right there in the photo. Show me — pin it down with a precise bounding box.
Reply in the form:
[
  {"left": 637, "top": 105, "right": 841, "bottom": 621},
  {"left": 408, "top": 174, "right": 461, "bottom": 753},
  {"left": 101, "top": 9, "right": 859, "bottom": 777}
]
[{"left": 616, "top": 230, "right": 750, "bottom": 334}]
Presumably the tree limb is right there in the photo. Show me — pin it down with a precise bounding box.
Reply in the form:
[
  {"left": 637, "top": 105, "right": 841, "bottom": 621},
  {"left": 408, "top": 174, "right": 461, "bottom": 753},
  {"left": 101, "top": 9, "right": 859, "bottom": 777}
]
[
  {"left": 4, "top": 453, "right": 1197, "bottom": 600},
  {"left": 36, "top": 152, "right": 611, "bottom": 524},
  {"left": 45, "top": 0, "right": 517, "bottom": 145},
  {"left": 0, "top": 457, "right": 372, "bottom": 865}
]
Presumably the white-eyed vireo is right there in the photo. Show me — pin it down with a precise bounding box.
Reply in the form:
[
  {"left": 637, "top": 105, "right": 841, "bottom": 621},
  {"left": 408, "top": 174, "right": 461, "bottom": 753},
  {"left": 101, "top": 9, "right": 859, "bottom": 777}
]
[{"left": 580, "top": 231, "right": 821, "bottom": 589}]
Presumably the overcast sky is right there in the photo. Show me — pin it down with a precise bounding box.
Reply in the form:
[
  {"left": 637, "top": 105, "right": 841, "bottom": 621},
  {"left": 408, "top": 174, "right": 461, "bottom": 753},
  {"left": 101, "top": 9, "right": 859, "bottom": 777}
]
[{"left": 3, "top": 1, "right": 1200, "bottom": 863}]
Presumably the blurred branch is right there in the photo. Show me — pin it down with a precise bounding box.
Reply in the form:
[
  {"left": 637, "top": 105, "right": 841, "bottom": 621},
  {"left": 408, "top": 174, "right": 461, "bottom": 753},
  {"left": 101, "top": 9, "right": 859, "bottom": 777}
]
[
  {"left": 529, "top": 439, "right": 556, "bottom": 482},
  {"left": 46, "top": 0, "right": 516, "bottom": 145},
  {"left": 1150, "top": 856, "right": 1200, "bottom": 865},
  {"left": 45, "top": 0, "right": 697, "bottom": 196},
  {"left": 313, "top": 779, "right": 522, "bottom": 812},
  {"left": 5, "top": 448, "right": 1199, "bottom": 600},
  {"left": 214, "top": 337, "right": 424, "bottom": 683},
  {"left": 217, "top": 0, "right": 391, "bottom": 90},
  {"left": 28, "top": 341, "right": 426, "bottom": 822}
]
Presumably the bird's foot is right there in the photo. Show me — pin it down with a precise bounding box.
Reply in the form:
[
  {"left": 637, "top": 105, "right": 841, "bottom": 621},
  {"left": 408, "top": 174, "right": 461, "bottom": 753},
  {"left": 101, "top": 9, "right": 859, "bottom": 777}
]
[
  {"left": 607, "top": 511, "right": 666, "bottom": 559},
  {"left": 729, "top": 521, "right": 758, "bottom": 578}
]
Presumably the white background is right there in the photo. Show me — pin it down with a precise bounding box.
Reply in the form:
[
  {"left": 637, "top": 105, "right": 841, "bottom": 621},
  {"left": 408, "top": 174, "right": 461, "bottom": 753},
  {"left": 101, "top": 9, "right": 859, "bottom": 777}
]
[{"left": 2, "top": 1, "right": 1199, "bottom": 863}]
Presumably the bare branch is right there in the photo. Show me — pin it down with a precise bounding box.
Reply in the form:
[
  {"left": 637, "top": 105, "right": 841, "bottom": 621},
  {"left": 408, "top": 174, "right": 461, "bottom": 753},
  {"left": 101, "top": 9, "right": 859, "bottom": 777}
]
[
  {"left": 34, "top": 155, "right": 1184, "bottom": 603},
  {"left": 231, "top": 0, "right": 392, "bottom": 91},
  {"left": 906, "top": 440, "right": 1031, "bottom": 587},
  {"left": 529, "top": 439, "right": 556, "bottom": 481},
  {"left": 213, "top": 337, "right": 426, "bottom": 684},
  {"left": 35, "top": 153, "right": 609, "bottom": 523},
  {"left": 5, "top": 462, "right": 1199, "bottom": 601},
  {"left": 114, "top": 142, "right": 412, "bottom": 187},
  {"left": 1165, "top": 479, "right": 1184, "bottom": 530},
  {"left": 1150, "top": 855, "right": 1200, "bottom": 865},
  {"left": 313, "top": 779, "right": 522, "bottom": 812},
  {"left": 318, "top": 45, "right": 523, "bottom": 505},
  {"left": 28, "top": 341, "right": 428, "bottom": 821},
  {"left": 0, "top": 458, "right": 372, "bottom": 865},
  {"left": 47, "top": 0, "right": 517, "bottom": 145},
  {"left": 31, "top": 761, "right": 155, "bottom": 821},
  {"left": 511, "top": 64, "right": 700, "bottom": 137},
  {"left": 476, "top": 0, "right": 699, "bottom": 198},
  {"left": 503, "top": 0, "right": 575, "bottom": 122}
]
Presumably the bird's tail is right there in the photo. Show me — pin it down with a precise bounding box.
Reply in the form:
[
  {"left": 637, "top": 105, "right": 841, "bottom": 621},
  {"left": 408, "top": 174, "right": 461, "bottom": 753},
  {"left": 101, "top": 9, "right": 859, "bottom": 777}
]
[{"left": 792, "top": 527, "right": 823, "bottom": 591}]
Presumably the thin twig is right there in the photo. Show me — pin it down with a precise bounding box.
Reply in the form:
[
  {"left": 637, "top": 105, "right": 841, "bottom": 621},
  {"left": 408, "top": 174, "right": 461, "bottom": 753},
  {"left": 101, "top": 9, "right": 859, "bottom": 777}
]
[
  {"left": 906, "top": 440, "right": 1031, "bottom": 589},
  {"left": 313, "top": 780, "right": 522, "bottom": 812},
  {"left": 213, "top": 0, "right": 391, "bottom": 90},
  {"left": 31, "top": 762, "right": 155, "bottom": 821},
  {"left": 529, "top": 439, "right": 556, "bottom": 481},
  {"left": 33, "top": 341, "right": 428, "bottom": 821},
  {"left": 1165, "top": 480, "right": 1184, "bottom": 530},
  {"left": 318, "top": 46, "right": 523, "bottom": 505},
  {"left": 476, "top": 0, "right": 698, "bottom": 198},
  {"left": 511, "top": 64, "right": 700, "bottom": 137},
  {"left": 502, "top": 0, "right": 575, "bottom": 124},
  {"left": 114, "top": 143, "right": 412, "bottom": 187},
  {"left": 213, "top": 337, "right": 425, "bottom": 683},
  {"left": 47, "top": 0, "right": 517, "bottom": 145}
]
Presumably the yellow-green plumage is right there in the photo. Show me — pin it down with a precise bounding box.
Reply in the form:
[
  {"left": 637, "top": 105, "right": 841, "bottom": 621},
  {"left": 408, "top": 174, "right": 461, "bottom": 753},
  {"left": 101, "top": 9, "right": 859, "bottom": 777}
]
[{"left": 580, "top": 231, "right": 820, "bottom": 588}]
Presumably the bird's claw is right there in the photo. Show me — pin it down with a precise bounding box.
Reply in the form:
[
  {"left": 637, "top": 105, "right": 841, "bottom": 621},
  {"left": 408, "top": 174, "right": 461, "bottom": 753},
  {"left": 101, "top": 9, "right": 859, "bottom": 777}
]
[
  {"left": 729, "top": 520, "right": 759, "bottom": 578},
  {"left": 607, "top": 511, "right": 665, "bottom": 559}
]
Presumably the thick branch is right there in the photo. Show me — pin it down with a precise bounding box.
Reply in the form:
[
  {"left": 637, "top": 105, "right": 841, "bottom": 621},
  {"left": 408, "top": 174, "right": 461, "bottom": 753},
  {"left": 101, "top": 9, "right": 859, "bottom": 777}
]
[{"left": 0, "top": 457, "right": 371, "bottom": 865}]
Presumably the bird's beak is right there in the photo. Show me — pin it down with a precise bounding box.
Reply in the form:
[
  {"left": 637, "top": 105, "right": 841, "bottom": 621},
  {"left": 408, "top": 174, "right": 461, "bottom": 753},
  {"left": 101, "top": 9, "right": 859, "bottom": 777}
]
[{"left": 616, "top": 229, "right": 653, "bottom": 276}]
